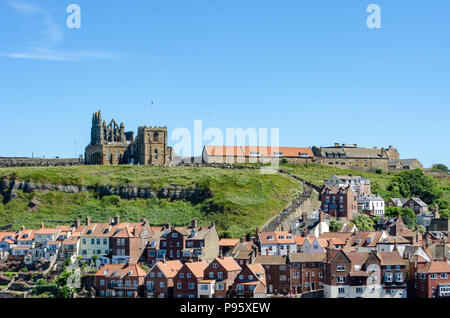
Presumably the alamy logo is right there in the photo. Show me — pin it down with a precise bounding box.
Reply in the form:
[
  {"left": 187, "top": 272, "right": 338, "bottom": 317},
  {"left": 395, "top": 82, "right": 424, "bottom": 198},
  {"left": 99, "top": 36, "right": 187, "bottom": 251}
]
[
  {"left": 66, "top": 4, "right": 81, "bottom": 29},
  {"left": 366, "top": 4, "right": 381, "bottom": 29}
]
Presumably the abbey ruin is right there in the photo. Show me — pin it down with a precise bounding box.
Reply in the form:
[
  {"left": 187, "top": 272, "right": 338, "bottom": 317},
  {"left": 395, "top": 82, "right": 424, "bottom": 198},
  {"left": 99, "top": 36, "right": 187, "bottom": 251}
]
[{"left": 84, "top": 111, "right": 174, "bottom": 166}]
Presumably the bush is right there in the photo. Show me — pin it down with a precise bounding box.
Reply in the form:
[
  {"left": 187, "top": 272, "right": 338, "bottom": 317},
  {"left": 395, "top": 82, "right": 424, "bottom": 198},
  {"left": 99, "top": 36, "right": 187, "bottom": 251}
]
[
  {"left": 351, "top": 214, "right": 375, "bottom": 231},
  {"left": 375, "top": 169, "right": 382, "bottom": 175},
  {"left": 281, "top": 158, "right": 288, "bottom": 164},
  {"left": 329, "top": 220, "right": 342, "bottom": 232}
]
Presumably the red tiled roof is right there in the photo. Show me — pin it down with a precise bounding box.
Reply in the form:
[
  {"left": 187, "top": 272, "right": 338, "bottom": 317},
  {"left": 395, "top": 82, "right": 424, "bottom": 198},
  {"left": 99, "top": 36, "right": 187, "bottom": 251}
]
[
  {"left": 184, "top": 261, "right": 208, "bottom": 278},
  {"left": 216, "top": 257, "right": 242, "bottom": 272},
  {"left": 204, "top": 146, "right": 313, "bottom": 158},
  {"left": 219, "top": 238, "right": 240, "bottom": 247},
  {"left": 417, "top": 261, "right": 450, "bottom": 274},
  {"left": 155, "top": 260, "right": 183, "bottom": 279}
]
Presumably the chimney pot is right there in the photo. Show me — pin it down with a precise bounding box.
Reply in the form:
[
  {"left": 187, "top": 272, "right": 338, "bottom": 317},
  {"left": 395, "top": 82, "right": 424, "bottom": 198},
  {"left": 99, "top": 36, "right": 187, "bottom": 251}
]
[
  {"left": 86, "top": 216, "right": 91, "bottom": 226},
  {"left": 191, "top": 218, "right": 197, "bottom": 228},
  {"left": 114, "top": 215, "right": 120, "bottom": 225}
]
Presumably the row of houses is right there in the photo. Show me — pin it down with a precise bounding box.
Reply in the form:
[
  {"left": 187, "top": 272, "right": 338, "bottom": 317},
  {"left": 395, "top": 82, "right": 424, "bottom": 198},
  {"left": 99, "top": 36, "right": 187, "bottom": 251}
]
[
  {"left": 201, "top": 144, "right": 423, "bottom": 173},
  {"left": 0, "top": 217, "right": 219, "bottom": 269},
  {"left": 92, "top": 228, "right": 450, "bottom": 298},
  {"left": 1, "top": 214, "right": 449, "bottom": 298}
]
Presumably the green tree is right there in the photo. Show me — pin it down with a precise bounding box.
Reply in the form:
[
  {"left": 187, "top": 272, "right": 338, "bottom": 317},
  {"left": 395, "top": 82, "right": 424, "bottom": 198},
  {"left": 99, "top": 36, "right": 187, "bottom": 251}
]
[
  {"left": 351, "top": 214, "right": 375, "bottom": 231},
  {"left": 385, "top": 207, "right": 417, "bottom": 229},
  {"left": 375, "top": 168, "right": 382, "bottom": 175},
  {"left": 440, "top": 209, "right": 450, "bottom": 219},
  {"left": 432, "top": 164, "right": 448, "bottom": 172},
  {"left": 387, "top": 169, "right": 442, "bottom": 205},
  {"left": 329, "top": 220, "right": 342, "bottom": 232}
]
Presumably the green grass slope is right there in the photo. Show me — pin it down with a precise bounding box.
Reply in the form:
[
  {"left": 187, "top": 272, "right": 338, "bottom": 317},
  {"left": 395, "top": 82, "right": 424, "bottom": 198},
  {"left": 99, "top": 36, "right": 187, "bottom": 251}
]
[{"left": 0, "top": 166, "right": 302, "bottom": 238}]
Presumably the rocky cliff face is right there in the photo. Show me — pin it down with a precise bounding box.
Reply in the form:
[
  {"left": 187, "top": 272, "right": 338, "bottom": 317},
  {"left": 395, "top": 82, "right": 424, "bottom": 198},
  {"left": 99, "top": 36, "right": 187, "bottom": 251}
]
[{"left": 0, "top": 178, "right": 211, "bottom": 203}]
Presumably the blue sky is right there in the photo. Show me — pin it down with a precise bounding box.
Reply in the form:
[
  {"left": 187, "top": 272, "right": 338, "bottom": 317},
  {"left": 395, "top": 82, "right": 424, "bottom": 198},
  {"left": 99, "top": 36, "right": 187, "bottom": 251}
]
[{"left": 0, "top": 0, "right": 449, "bottom": 167}]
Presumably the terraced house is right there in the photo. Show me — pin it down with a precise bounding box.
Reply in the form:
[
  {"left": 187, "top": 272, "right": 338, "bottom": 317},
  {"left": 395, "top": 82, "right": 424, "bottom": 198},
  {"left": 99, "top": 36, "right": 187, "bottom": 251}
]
[
  {"left": 147, "top": 219, "right": 219, "bottom": 264},
  {"left": 144, "top": 260, "right": 183, "bottom": 298},
  {"left": 94, "top": 263, "right": 147, "bottom": 298}
]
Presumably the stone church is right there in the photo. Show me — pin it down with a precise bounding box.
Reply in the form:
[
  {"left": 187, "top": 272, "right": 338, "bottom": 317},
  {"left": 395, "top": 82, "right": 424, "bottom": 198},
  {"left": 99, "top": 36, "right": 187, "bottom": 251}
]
[{"left": 85, "top": 111, "right": 174, "bottom": 166}]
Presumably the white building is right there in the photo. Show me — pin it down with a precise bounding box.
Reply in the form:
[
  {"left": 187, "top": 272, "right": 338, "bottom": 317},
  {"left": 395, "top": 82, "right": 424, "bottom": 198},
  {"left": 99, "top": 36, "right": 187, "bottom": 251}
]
[
  {"left": 258, "top": 231, "right": 297, "bottom": 256},
  {"left": 358, "top": 194, "right": 385, "bottom": 216}
]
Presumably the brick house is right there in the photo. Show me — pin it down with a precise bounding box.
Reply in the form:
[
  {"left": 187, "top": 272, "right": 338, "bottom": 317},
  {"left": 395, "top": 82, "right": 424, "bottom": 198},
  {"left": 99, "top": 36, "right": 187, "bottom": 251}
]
[
  {"left": 321, "top": 186, "right": 358, "bottom": 220},
  {"left": 254, "top": 255, "right": 290, "bottom": 295},
  {"left": 94, "top": 263, "right": 147, "bottom": 298},
  {"left": 323, "top": 249, "right": 407, "bottom": 298},
  {"left": 289, "top": 252, "right": 326, "bottom": 294},
  {"left": 173, "top": 261, "right": 208, "bottom": 298},
  {"left": 201, "top": 257, "right": 242, "bottom": 298},
  {"left": 144, "top": 260, "right": 182, "bottom": 298},
  {"left": 147, "top": 219, "right": 219, "bottom": 264},
  {"left": 230, "top": 263, "right": 267, "bottom": 298},
  {"left": 110, "top": 217, "right": 153, "bottom": 264},
  {"left": 415, "top": 260, "right": 450, "bottom": 298}
]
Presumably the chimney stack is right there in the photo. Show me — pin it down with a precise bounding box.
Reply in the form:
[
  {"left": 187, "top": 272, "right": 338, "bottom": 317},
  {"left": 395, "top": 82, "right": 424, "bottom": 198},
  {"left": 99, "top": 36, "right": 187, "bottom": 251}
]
[
  {"left": 86, "top": 216, "right": 91, "bottom": 226},
  {"left": 319, "top": 210, "right": 324, "bottom": 222},
  {"left": 75, "top": 219, "right": 80, "bottom": 228},
  {"left": 40, "top": 222, "right": 45, "bottom": 229},
  {"left": 21, "top": 225, "right": 25, "bottom": 232},
  {"left": 165, "top": 223, "right": 171, "bottom": 230},
  {"left": 191, "top": 218, "right": 197, "bottom": 228},
  {"left": 114, "top": 215, "right": 120, "bottom": 225}
]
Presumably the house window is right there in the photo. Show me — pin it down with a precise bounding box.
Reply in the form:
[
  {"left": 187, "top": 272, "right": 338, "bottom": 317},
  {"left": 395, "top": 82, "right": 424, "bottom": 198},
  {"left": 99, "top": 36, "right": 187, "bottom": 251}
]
[
  {"left": 187, "top": 273, "right": 192, "bottom": 279},
  {"left": 213, "top": 263, "right": 218, "bottom": 269},
  {"left": 209, "top": 272, "right": 214, "bottom": 279},
  {"left": 172, "top": 233, "right": 178, "bottom": 238},
  {"left": 337, "top": 265, "right": 346, "bottom": 272},
  {"left": 279, "top": 266, "right": 286, "bottom": 271},
  {"left": 248, "top": 275, "right": 254, "bottom": 280},
  {"left": 337, "top": 276, "right": 345, "bottom": 283},
  {"left": 188, "top": 283, "right": 195, "bottom": 290},
  {"left": 430, "top": 274, "right": 437, "bottom": 280},
  {"left": 441, "top": 273, "right": 448, "bottom": 279},
  {"left": 338, "top": 287, "right": 345, "bottom": 294},
  {"left": 201, "top": 284, "right": 209, "bottom": 291},
  {"left": 280, "top": 275, "right": 287, "bottom": 281},
  {"left": 177, "top": 283, "right": 182, "bottom": 289},
  {"left": 160, "top": 282, "right": 165, "bottom": 288},
  {"left": 100, "top": 280, "right": 105, "bottom": 286},
  {"left": 218, "top": 272, "right": 223, "bottom": 279},
  {"left": 179, "top": 273, "right": 184, "bottom": 278},
  {"left": 356, "top": 287, "right": 363, "bottom": 294},
  {"left": 217, "top": 283, "right": 224, "bottom": 290}
]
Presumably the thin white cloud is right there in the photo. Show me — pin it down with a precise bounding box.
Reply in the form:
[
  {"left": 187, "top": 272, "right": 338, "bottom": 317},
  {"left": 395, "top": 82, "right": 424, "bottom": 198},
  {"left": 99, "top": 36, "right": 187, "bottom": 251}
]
[{"left": 2, "top": 1, "right": 119, "bottom": 62}]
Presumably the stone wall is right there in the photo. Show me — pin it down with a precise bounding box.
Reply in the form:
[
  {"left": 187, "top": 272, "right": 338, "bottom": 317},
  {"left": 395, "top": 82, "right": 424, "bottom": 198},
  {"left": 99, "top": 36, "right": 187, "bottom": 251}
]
[{"left": 0, "top": 158, "right": 83, "bottom": 168}]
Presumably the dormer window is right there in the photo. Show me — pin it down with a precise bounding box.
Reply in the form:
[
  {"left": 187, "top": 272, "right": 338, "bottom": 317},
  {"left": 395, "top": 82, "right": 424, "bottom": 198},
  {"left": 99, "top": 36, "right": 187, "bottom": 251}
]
[
  {"left": 250, "top": 152, "right": 259, "bottom": 157},
  {"left": 267, "top": 235, "right": 274, "bottom": 240}
]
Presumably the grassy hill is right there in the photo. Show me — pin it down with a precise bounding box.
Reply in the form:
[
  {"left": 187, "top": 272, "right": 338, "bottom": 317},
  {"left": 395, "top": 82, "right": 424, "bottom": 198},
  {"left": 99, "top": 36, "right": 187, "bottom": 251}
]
[{"left": 0, "top": 166, "right": 302, "bottom": 237}]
